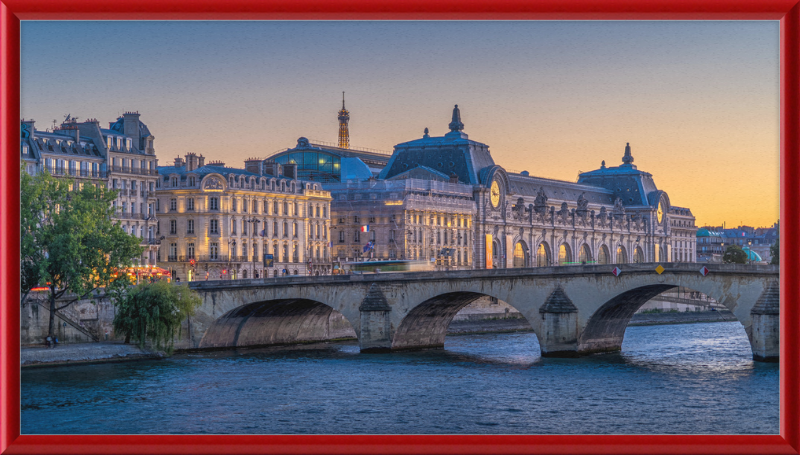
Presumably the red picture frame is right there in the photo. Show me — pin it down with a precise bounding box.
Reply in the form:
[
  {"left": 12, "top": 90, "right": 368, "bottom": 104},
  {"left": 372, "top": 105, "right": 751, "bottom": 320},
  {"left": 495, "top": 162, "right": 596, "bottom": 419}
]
[{"left": 1, "top": 1, "right": 798, "bottom": 454}]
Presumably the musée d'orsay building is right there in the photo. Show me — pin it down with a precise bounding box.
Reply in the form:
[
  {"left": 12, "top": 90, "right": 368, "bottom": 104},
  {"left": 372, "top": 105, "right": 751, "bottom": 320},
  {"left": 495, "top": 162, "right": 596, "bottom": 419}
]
[{"left": 266, "top": 102, "right": 697, "bottom": 270}]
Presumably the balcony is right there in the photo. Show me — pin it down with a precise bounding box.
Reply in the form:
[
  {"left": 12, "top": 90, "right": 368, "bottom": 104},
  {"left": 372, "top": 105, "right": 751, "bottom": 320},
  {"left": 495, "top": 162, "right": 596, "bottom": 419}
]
[
  {"left": 167, "top": 255, "right": 178, "bottom": 262},
  {"left": 197, "top": 255, "right": 226, "bottom": 262}
]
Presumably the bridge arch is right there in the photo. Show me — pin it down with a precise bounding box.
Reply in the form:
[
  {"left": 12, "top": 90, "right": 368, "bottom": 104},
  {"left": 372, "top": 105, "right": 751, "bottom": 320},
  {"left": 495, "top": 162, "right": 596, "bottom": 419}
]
[
  {"left": 198, "top": 298, "right": 357, "bottom": 349},
  {"left": 391, "top": 291, "right": 539, "bottom": 351},
  {"left": 577, "top": 280, "right": 755, "bottom": 356}
]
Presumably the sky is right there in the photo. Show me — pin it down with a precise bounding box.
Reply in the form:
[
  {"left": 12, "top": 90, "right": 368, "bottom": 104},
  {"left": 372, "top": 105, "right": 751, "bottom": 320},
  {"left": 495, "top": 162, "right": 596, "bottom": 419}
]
[{"left": 21, "top": 21, "right": 779, "bottom": 228}]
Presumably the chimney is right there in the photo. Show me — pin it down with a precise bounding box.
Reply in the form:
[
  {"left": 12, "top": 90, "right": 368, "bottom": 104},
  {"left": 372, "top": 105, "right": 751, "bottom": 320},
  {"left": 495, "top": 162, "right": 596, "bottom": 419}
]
[
  {"left": 185, "top": 153, "right": 199, "bottom": 172},
  {"left": 282, "top": 163, "right": 297, "bottom": 179},
  {"left": 59, "top": 118, "right": 80, "bottom": 142},
  {"left": 198, "top": 154, "right": 205, "bottom": 167},
  {"left": 244, "top": 157, "right": 262, "bottom": 175},
  {"left": 174, "top": 156, "right": 185, "bottom": 168},
  {"left": 122, "top": 111, "right": 141, "bottom": 152},
  {"left": 449, "top": 172, "right": 459, "bottom": 184},
  {"left": 208, "top": 160, "right": 225, "bottom": 167},
  {"left": 262, "top": 161, "right": 282, "bottom": 177}
]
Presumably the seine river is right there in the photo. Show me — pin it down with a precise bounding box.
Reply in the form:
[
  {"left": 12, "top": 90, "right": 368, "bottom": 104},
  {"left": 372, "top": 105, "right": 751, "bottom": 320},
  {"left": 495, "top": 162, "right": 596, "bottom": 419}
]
[{"left": 22, "top": 321, "right": 778, "bottom": 435}]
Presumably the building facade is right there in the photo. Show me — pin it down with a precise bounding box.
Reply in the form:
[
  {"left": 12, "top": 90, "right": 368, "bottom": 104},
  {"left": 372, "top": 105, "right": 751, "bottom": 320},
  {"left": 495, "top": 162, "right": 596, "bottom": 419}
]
[
  {"left": 269, "top": 105, "right": 697, "bottom": 268},
  {"left": 156, "top": 154, "right": 332, "bottom": 280},
  {"left": 21, "top": 113, "right": 161, "bottom": 266}
]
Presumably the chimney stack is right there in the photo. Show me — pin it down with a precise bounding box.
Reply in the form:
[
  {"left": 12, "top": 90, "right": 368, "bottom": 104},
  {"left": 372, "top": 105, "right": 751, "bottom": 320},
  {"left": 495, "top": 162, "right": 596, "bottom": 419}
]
[
  {"left": 244, "top": 157, "right": 263, "bottom": 175},
  {"left": 122, "top": 111, "right": 141, "bottom": 152},
  {"left": 262, "top": 161, "right": 282, "bottom": 177},
  {"left": 198, "top": 154, "right": 205, "bottom": 167},
  {"left": 185, "top": 153, "right": 199, "bottom": 172},
  {"left": 174, "top": 156, "right": 185, "bottom": 168}
]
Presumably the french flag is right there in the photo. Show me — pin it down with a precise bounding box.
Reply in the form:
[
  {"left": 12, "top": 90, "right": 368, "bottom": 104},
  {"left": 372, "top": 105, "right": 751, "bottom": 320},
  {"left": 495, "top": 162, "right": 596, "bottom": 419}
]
[{"left": 361, "top": 225, "right": 370, "bottom": 232}]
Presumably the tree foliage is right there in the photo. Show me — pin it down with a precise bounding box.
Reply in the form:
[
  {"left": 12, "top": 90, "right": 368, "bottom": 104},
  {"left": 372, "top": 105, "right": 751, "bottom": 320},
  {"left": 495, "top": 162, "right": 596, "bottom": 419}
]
[
  {"left": 770, "top": 227, "right": 779, "bottom": 265},
  {"left": 723, "top": 245, "right": 748, "bottom": 264},
  {"left": 20, "top": 168, "right": 145, "bottom": 337},
  {"left": 111, "top": 281, "right": 202, "bottom": 353}
]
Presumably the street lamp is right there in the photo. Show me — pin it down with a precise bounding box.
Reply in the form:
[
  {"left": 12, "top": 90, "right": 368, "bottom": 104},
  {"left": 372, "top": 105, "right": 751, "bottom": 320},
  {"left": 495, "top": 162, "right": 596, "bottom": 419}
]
[
  {"left": 748, "top": 240, "right": 752, "bottom": 264},
  {"left": 228, "top": 239, "right": 237, "bottom": 280},
  {"left": 246, "top": 218, "right": 260, "bottom": 279}
]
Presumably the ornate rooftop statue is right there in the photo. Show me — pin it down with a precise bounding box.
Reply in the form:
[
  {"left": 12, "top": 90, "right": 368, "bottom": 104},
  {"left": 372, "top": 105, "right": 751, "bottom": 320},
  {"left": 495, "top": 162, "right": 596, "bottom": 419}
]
[{"left": 448, "top": 105, "right": 464, "bottom": 132}]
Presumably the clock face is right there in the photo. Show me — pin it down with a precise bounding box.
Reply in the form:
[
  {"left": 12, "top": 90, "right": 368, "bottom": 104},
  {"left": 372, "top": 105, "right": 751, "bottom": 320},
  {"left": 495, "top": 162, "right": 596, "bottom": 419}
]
[
  {"left": 490, "top": 181, "right": 501, "bottom": 208},
  {"left": 657, "top": 201, "right": 664, "bottom": 223}
]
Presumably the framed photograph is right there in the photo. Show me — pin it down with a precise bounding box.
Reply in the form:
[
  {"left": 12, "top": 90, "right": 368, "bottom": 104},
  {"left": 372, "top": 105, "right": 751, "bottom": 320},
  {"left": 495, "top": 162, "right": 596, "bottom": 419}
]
[{"left": 2, "top": 1, "right": 799, "bottom": 454}]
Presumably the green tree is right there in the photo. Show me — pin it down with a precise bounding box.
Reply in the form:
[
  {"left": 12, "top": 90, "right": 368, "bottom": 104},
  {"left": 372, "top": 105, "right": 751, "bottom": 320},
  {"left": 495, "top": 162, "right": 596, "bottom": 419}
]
[
  {"left": 723, "top": 245, "right": 748, "bottom": 264},
  {"left": 20, "top": 168, "right": 145, "bottom": 338},
  {"left": 770, "top": 227, "right": 779, "bottom": 265},
  {"left": 110, "top": 281, "right": 202, "bottom": 352}
]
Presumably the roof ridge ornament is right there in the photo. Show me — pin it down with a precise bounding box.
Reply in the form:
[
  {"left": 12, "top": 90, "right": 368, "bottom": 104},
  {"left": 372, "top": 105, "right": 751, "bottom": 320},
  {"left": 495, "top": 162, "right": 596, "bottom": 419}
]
[
  {"left": 449, "top": 104, "right": 464, "bottom": 132},
  {"left": 622, "top": 142, "right": 634, "bottom": 165}
]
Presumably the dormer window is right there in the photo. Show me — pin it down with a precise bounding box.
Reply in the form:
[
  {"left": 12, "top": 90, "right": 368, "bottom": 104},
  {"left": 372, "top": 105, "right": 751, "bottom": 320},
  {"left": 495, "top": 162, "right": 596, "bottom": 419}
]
[
  {"left": 126, "top": 138, "right": 131, "bottom": 149},
  {"left": 171, "top": 177, "right": 178, "bottom": 187},
  {"left": 22, "top": 144, "right": 28, "bottom": 156},
  {"left": 188, "top": 176, "right": 196, "bottom": 186},
  {"left": 107, "top": 137, "right": 112, "bottom": 148}
]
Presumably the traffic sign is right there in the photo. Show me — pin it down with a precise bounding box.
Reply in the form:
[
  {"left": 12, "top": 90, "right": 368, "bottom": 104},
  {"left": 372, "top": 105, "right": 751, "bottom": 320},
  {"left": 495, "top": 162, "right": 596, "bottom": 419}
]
[
  {"left": 699, "top": 266, "right": 710, "bottom": 276},
  {"left": 612, "top": 267, "right": 622, "bottom": 277},
  {"left": 655, "top": 265, "right": 665, "bottom": 275}
]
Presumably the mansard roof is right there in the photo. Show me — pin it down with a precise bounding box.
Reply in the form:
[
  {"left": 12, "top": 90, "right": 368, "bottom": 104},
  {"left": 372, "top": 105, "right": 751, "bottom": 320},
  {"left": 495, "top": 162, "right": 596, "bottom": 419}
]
[
  {"left": 506, "top": 172, "right": 615, "bottom": 206},
  {"left": 379, "top": 107, "right": 495, "bottom": 185},
  {"left": 576, "top": 145, "right": 660, "bottom": 207},
  {"left": 158, "top": 164, "right": 295, "bottom": 182}
]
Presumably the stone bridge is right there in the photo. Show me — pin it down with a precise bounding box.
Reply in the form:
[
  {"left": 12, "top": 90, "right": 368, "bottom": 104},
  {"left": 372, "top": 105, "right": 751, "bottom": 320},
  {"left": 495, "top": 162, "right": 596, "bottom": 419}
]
[{"left": 180, "top": 263, "right": 780, "bottom": 362}]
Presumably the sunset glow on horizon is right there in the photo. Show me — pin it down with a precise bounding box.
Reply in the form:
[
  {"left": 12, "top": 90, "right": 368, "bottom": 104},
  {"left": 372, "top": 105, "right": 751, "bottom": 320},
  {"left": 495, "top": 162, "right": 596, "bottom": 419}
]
[{"left": 21, "top": 21, "right": 779, "bottom": 228}]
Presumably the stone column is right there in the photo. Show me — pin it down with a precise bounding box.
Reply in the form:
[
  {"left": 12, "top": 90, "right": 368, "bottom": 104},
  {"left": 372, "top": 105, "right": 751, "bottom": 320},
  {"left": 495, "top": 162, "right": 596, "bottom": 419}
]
[
  {"left": 750, "top": 280, "right": 779, "bottom": 362},
  {"left": 359, "top": 283, "right": 393, "bottom": 352},
  {"left": 538, "top": 286, "right": 579, "bottom": 357}
]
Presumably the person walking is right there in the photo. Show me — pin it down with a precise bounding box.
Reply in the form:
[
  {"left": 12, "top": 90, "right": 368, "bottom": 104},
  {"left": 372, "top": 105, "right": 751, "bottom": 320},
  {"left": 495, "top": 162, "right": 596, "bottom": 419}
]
[{"left": 45, "top": 336, "right": 51, "bottom": 348}]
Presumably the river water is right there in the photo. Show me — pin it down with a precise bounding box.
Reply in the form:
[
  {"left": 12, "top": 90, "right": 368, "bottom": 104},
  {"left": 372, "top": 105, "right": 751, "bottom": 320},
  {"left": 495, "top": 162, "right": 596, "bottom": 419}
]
[{"left": 21, "top": 321, "right": 778, "bottom": 435}]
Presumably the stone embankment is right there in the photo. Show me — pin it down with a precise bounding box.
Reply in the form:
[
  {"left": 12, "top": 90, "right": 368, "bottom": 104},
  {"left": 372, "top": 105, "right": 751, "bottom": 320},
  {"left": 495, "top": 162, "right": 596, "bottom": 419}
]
[{"left": 21, "top": 342, "right": 162, "bottom": 368}]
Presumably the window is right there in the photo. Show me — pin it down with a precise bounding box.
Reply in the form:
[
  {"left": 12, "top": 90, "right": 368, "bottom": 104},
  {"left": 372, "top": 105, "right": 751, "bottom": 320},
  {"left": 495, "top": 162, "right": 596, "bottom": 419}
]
[
  {"left": 170, "top": 198, "right": 177, "bottom": 211},
  {"left": 354, "top": 216, "right": 360, "bottom": 224},
  {"left": 187, "top": 243, "right": 195, "bottom": 259},
  {"left": 292, "top": 222, "right": 297, "bottom": 237},
  {"left": 188, "top": 176, "right": 196, "bottom": 186},
  {"left": 273, "top": 221, "right": 278, "bottom": 237},
  {"left": 283, "top": 222, "right": 288, "bottom": 238},
  {"left": 294, "top": 202, "right": 299, "bottom": 217},
  {"left": 369, "top": 217, "right": 376, "bottom": 223},
  {"left": 209, "top": 197, "right": 219, "bottom": 210},
  {"left": 323, "top": 206, "right": 327, "bottom": 218},
  {"left": 243, "top": 199, "right": 248, "bottom": 213},
  {"left": 315, "top": 206, "right": 320, "bottom": 218},
  {"left": 170, "top": 220, "right": 177, "bottom": 235},
  {"left": 209, "top": 219, "right": 219, "bottom": 234},
  {"left": 171, "top": 177, "right": 178, "bottom": 187},
  {"left": 187, "top": 198, "right": 194, "bottom": 211},
  {"left": 355, "top": 230, "right": 360, "bottom": 242},
  {"left": 232, "top": 199, "right": 238, "bottom": 212},
  {"left": 187, "top": 219, "right": 194, "bottom": 234},
  {"left": 243, "top": 220, "right": 248, "bottom": 235},
  {"left": 210, "top": 242, "right": 219, "bottom": 260},
  {"left": 284, "top": 202, "right": 289, "bottom": 216},
  {"left": 339, "top": 231, "right": 345, "bottom": 243},
  {"left": 253, "top": 200, "right": 258, "bottom": 213},
  {"left": 339, "top": 218, "right": 345, "bottom": 224},
  {"left": 232, "top": 219, "right": 237, "bottom": 234},
  {"left": 264, "top": 201, "right": 269, "bottom": 213},
  {"left": 169, "top": 243, "right": 177, "bottom": 259}
]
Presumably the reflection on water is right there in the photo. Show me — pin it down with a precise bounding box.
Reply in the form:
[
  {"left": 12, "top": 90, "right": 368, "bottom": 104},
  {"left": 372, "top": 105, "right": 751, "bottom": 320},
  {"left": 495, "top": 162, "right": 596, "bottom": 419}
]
[{"left": 22, "top": 322, "right": 778, "bottom": 435}]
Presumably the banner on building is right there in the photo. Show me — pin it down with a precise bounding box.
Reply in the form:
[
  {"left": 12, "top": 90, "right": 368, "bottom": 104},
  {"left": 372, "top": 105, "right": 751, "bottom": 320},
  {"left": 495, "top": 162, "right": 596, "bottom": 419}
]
[
  {"left": 485, "top": 234, "right": 493, "bottom": 269},
  {"left": 263, "top": 254, "right": 274, "bottom": 268}
]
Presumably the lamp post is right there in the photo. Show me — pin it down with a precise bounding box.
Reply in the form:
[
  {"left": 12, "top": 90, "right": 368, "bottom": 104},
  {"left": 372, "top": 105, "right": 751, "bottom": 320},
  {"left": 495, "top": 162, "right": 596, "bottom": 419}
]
[
  {"left": 748, "top": 240, "right": 752, "bottom": 264},
  {"left": 227, "top": 239, "right": 236, "bottom": 280},
  {"left": 246, "top": 218, "right": 260, "bottom": 279}
]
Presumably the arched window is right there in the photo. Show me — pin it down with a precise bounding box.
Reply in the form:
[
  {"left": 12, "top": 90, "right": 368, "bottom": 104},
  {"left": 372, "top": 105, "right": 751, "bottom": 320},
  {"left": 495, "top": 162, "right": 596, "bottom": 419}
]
[
  {"left": 634, "top": 246, "right": 645, "bottom": 263},
  {"left": 537, "top": 243, "right": 550, "bottom": 267},
  {"left": 558, "top": 244, "right": 572, "bottom": 266},
  {"left": 513, "top": 242, "right": 526, "bottom": 268},
  {"left": 597, "top": 245, "right": 610, "bottom": 265},
  {"left": 578, "top": 244, "right": 592, "bottom": 264},
  {"left": 616, "top": 245, "right": 628, "bottom": 264}
]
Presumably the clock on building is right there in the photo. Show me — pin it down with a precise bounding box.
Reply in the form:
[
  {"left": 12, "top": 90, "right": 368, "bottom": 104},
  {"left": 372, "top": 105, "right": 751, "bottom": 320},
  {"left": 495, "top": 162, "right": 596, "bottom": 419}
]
[
  {"left": 490, "top": 180, "right": 501, "bottom": 208},
  {"left": 657, "top": 201, "right": 664, "bottom": 223}
]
